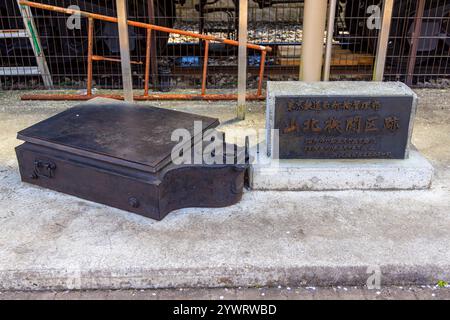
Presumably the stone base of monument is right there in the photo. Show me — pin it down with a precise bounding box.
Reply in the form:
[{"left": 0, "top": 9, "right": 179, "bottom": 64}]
[
  {"left": 250, "top": 147, "right": 433, "bottom": 191},
  {"left": 256, "top": 81, "right": 434, "bottom": 191}
]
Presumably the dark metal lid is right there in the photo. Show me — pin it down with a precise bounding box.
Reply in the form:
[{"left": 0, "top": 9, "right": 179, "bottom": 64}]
[{"left": 17, "top": 103, "right": 220, "bottom": 173}]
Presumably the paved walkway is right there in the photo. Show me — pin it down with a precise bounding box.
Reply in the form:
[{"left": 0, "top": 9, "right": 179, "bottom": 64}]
[{"left": 0, "top": 89, "right": 449, "bottom": 290}]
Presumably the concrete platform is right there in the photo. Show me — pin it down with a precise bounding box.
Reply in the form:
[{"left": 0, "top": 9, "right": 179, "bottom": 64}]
[
  {"left": 250, "top": 148, "right": 434, "bottom": 191},
  {"left": 0, "top": 90, "right": 449, "bottom": 291}
]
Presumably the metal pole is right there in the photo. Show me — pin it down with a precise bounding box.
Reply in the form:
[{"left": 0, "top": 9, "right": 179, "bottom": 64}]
[
  {"left": 147, "top": 0, "right": 158, "bottom": 89},
  {"left": 116, "top": 0, "right": 133, "bottom": 102},
  {"left": 406, "top": 0, "right": 425, "bottom": 85},
  {"left": 87, "top": 18, "right": 94, "bottom": 96},
  {"left": 300, "top": 0, "right": 328, "bottom": 81},
  {"left": 237, "top": 0, "right": 248, "bottom": 120},
  {"left": 323, "top": 0, "right": 337, "bottom": 81},
  {"left": 257, "top": 50, "right": 266, "bottom": 97},
  {"left": 201, "top": 40, "right": 209, "bottom": 95},
  {"left": 373, "top": 0, "right": 394, "bottom": 81}
]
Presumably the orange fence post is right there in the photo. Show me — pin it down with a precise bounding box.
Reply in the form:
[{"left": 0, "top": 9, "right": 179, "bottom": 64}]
[
  {"left": 201, "top": 40, "right": 209, "bottom": 96},
  {"left": 257, "top": 50, "right": 266, "bottom": 97},
  {"left": 144, "top": 28, "right": 152, "bottom": 96}
]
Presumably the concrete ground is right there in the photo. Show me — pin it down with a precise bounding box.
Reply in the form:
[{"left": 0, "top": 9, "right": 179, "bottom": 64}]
[{"left": 0, "top": 89, "right": 449, "bottom": 291}]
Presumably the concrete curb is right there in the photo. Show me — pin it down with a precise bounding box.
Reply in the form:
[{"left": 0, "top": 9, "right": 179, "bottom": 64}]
[{"left": 1, "top": 264, "right": 449, "bottom": 291}]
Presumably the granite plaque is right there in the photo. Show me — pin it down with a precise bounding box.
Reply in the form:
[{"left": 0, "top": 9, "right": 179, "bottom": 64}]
[{"left": 274, "top": 95, "right": 413, "bottom": 159}]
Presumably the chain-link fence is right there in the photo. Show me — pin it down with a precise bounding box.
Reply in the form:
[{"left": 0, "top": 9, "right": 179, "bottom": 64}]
[
  {"left": 383, "top": 0, "right": 450, "bottom": 87},
  {"left": 1, "top": 0, "right": 449, "bottom": 92}
]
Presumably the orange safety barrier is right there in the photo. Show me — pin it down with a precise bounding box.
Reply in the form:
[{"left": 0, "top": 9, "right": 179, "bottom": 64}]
[{"left": 18, "top": 0, "right": 271, "bottom": 101}]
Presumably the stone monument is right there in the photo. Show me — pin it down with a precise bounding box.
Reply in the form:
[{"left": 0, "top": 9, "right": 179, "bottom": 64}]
[{"left": 251, "top": 81, "right": 434, "bottom": 191}]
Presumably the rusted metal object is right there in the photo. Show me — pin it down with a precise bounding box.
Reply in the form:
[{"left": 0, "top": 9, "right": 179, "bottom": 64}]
[
  {"left": 16, "top": 103, "right": 249, "bottom": 220},
  {"left": 19, "top": 1, "right": 271, "bottom": 52},
  {"left": 91, "top": 55, "right": 143, "bottom": 65},
  {"left": 407, "top": 0, "right": 426, "bottom": 86},
  {"left": 201, "top": 40, "right": 209, "bottom": 96},
  {"left": 21, "top": 93, "right": 266, "bottom": 101},
  {"left": 257, "top": 50, "right": 267, "bottom": 97},
  {"left": 18, "top": 0, "right": 270, "bottom": 102},
  {"left": 144, "top": 28, "right": 152, "bottom": 96}
]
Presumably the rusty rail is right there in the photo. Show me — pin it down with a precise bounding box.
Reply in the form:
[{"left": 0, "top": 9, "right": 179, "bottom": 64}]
[
  {"left": 18, "top": 0, "right": 271, "bottom": 101},
  {"left": 20, "top": 93, "right": 266, "bottom": 101}
]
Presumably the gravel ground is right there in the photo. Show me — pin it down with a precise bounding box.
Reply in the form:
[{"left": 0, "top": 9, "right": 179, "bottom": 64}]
[{"left": 169, "top": 22, "right": 305, "bottom": 44}]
